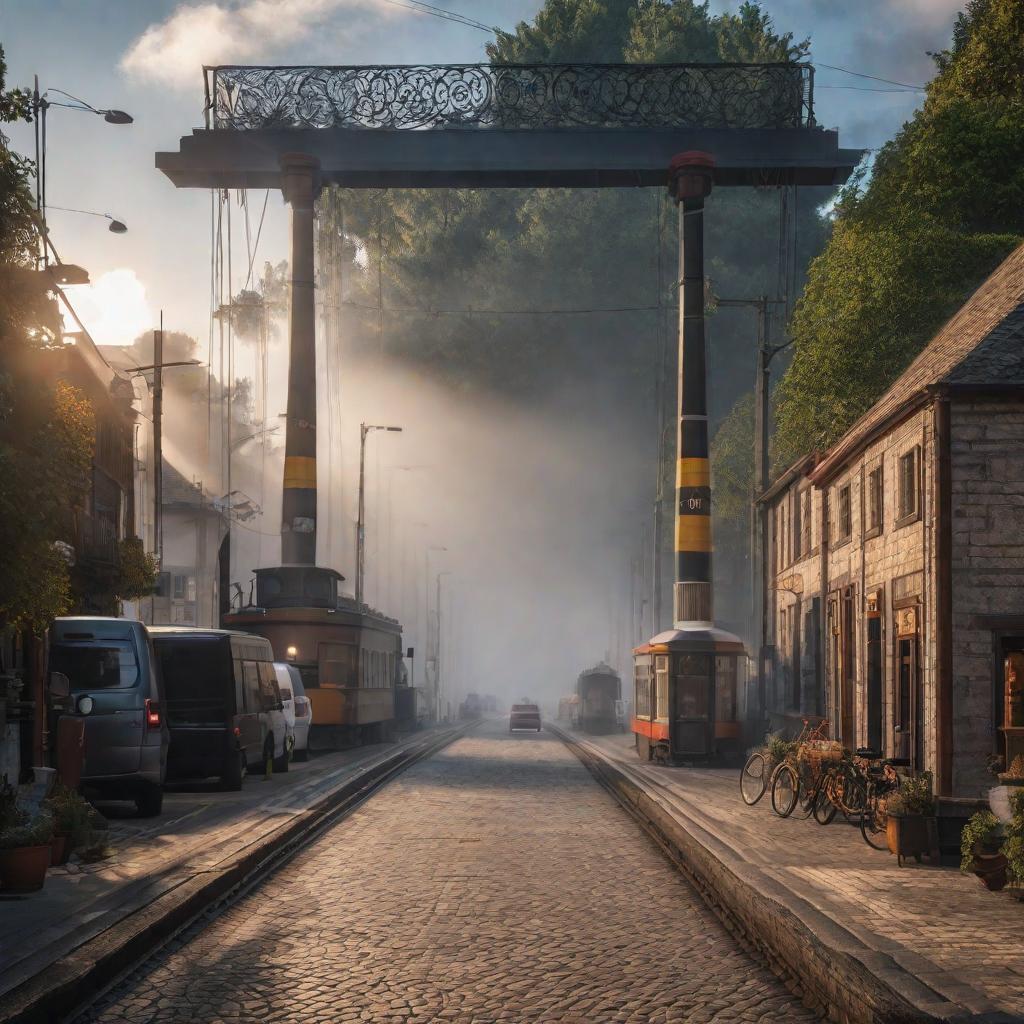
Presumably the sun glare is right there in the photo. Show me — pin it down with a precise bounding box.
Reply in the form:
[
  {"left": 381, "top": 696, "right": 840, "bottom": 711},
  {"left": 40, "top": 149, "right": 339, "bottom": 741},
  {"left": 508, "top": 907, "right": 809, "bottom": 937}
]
[{"left": 62, "top": 268, "right": 155, "bottom": 347}]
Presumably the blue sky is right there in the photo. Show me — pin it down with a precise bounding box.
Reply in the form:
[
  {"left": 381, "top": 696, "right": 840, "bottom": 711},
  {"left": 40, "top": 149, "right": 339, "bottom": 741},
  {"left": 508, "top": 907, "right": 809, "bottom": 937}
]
[{"left": 0, "top": 0, "right": 964, "bottom": 350}]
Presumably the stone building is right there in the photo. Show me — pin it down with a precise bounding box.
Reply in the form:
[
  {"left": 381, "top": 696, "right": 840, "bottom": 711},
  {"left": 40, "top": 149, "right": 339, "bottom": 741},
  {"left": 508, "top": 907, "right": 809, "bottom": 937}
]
[{"left": 761, "top": 243, "right": 1024, "bottom": 801}]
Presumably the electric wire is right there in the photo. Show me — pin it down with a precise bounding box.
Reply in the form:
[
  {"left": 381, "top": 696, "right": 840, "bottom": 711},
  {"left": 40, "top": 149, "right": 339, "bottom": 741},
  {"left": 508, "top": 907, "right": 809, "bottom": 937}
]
[
  {"left": 378, "top": 0, "right": 494, "bottom": 33},
  {"left": 813, "top": 61, "right": 925, "bottom": 91}
]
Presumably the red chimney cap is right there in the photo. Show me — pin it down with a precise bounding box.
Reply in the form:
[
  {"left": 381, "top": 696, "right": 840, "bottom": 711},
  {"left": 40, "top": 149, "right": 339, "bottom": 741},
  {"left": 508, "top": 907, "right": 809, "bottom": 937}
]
[{"left": 669, "top": 151, "right": 716, "bottom": 173}]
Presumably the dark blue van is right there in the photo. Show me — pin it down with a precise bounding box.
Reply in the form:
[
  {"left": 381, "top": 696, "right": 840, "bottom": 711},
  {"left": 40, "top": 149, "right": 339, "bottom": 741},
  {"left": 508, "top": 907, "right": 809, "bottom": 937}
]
[{"left": 48, "top": 617, "right": 168, "bottom": 816}]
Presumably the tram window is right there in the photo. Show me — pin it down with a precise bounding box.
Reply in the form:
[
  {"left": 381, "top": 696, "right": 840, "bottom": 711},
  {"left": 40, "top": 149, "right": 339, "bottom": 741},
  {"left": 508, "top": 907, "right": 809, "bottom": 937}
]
[
  {"left": 676, "top": 654, "right": 710, "bottom": 720},
  {"left": 715, "top": 656, "right": 738, "bottom": 723},
  {"left": 634, "top": 666, "right": 651, "bottom": 718},
  {"left": 321, "top": 644, "right": 357, "bottom": 687},
  {"left": 655, "top": 656, "right": 669, "bottom": 720}
]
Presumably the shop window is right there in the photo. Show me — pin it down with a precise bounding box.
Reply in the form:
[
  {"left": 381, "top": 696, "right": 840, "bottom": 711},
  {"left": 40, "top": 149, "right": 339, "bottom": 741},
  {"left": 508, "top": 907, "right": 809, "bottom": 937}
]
[
  {"left": 792, "top": 489, "right": 802, "bottom": 560},
  {"left": 802, "top": 488, "right": 812, "bottom": 555},
  {"left": 898, "top": 447, "right": 921, "bottom": 523}
]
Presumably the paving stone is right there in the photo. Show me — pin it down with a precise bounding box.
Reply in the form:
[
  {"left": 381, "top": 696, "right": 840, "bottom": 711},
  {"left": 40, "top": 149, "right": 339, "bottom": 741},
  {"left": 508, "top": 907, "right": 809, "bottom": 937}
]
[{"left": 75, "top": 722, "right": 815, "bottom": 1024}]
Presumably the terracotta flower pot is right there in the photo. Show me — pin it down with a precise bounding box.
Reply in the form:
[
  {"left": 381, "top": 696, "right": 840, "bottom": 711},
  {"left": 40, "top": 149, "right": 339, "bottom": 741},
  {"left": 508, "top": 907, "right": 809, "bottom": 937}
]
[
  {"left": 50, "top": 832, "right": 71, "bottom": 867},
  {"left": 0, "top": 845, "right": 52, "bottom": 893},
  {"left": 886, "top": 814, "right": 933, "bottom": 866},
  {"left": 972, "top": 847, "right": 1008, "bottom": 892}
]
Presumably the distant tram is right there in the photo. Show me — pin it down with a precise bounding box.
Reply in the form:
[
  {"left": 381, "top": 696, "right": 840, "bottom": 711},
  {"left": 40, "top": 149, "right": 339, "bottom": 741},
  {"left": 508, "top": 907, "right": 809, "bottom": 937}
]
[
  {"left": 576, "top": 663, "right": 621, "bottom": 734},
  {"left": 224, "top": 566, "right": 408, "bottom": 746},
  {"left": 632, "top": 628, "right": 747, "bottom": 763}
]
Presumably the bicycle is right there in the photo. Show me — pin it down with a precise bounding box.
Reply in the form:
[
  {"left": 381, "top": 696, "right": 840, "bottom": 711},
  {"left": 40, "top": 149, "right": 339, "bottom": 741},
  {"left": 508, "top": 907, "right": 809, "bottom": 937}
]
[
  {"left": 740, "top": 734, "right": 797, "bottom": 806},
  {"left": 856, "top": 750, "right": 909, "bottom": 850},
  {"left": 769, "top": 719, "right": 832, "bottom": 818}
]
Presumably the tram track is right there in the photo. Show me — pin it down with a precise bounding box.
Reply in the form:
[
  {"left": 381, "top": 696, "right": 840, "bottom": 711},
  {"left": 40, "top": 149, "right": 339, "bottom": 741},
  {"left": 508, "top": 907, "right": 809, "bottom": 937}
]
[{"left": 3, "top": 721, "right": 476, "bottom": 1024}]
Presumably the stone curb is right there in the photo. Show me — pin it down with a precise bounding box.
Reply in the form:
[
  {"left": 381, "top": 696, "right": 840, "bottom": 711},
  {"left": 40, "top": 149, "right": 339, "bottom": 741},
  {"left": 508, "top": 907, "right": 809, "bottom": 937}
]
[
  {"left": 550, "top": 726, "right": 1019, "bottom": 1024},
  {"left": 1, "top": 723, "right": 473, "bottom": 1024}
]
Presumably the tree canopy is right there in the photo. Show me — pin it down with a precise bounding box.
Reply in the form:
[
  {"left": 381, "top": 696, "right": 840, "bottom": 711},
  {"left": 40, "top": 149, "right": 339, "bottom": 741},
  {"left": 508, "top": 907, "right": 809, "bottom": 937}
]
[{"left": 772, "top": 0, "right": 1024, "bottom": 469}]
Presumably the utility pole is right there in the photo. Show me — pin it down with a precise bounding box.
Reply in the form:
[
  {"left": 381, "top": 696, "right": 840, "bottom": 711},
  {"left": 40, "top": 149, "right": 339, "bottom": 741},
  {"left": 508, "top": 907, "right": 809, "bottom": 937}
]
[
  {"left": 715, "top": 295, "right": 789, "bottom": 724},
  {"left": 436, "top": 571, "right": 451, "bottom": 722},
  {"left": 153, "top": 317, "right": 164, "bottom": 566},
  {"left": 355, "top": 422, "right": 402, "bottom": 606}
]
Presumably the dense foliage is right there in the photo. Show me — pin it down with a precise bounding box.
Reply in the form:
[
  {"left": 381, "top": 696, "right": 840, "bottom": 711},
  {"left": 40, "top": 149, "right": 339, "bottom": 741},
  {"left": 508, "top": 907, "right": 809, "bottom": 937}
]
[
  {"left": 772, "top": 0, "right": 1024, "bottom": 468},
  {"left": 0, "top": 46, "right": 95, "bottom": 630}
]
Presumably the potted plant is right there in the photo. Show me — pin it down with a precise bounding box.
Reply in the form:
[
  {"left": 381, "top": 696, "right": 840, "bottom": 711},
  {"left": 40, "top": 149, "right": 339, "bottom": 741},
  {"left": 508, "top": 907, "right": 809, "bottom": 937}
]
[
  {"left": 45, "top": 785, "right": 96, "bottom": 866},
  {"left": 0, "top": 807, "right": 54, "bottom": 893},
  {"left": 990, "top": 754, "right": 1024, "bottom": 823},
  {"left": 1002, "top": 789, "right": 1024, "bottom": 897},
  {"left": 960, "top": 810, "right": 1007, "bottom": 891},
  {"left": 885, "top": 771, "right": 936, "bottom": 866}
]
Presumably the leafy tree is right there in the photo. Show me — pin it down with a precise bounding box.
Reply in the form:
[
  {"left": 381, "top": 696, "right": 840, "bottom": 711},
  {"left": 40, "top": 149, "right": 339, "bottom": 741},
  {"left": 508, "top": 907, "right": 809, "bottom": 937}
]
[
  {"left": 0, "top": 45, "right": 100, "bottom": 629},
  {"left": 774, "top": 0, "right": 1024, "bottom": 467}
]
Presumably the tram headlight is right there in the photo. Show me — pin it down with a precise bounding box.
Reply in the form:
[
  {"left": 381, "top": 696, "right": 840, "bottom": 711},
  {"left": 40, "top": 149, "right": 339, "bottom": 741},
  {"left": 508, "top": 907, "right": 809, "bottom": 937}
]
[{"left": 286, "top": 645, "right": 298, "bottom": 660}]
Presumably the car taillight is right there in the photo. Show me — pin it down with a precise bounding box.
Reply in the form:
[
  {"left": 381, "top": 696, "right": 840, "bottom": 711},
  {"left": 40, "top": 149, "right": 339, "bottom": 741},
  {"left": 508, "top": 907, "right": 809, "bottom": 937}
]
[
  {"left": 233, "top": 726, "right": 241, "bottom": 736},
  {"left": 296, "top": 701, "right": 309, "bottom": 718},
  {"left": 145, "top": 699, "right": 162, "bottom": 730}
]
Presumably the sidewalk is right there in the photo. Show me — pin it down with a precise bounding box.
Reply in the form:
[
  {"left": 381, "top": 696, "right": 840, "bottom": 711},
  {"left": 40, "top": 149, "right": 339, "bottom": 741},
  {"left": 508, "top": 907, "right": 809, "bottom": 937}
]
[
  {"left": 0, "top": 732, "right": 443, "bottom": 1014},
  {"left": 558, "top": 727, "right": 1024, "bottom": 1024}
]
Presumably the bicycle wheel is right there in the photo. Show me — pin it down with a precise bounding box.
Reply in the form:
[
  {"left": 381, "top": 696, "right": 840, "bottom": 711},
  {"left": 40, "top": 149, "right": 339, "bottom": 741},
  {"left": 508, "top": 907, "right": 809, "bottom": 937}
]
[
  {"left": 860, "top": 798, "right": 888, "bottom": 850},
  {"left": 770, "top": 762, "right": 799, "bottom": 818},
  {"left": 813, "top": 775, "right": 838, "bottom": 825},
  {"left": 740, "top": 752, "right": 768, "bottom": 806},
  {"left": 834, "top": 774, "right": 867, "bottom": 821}
]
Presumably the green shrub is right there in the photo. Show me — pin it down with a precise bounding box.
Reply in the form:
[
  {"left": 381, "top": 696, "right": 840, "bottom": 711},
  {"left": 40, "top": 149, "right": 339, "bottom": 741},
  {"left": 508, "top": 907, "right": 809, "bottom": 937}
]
[
  {"left": 45, "top": 784, "right": 97, "bottom": 850},
  {"left": 960, "top": 809, "right": 1001, "bottom": 872},
  {"left": 0, "top": 808, "right": 54, "bottom": 849},
  {"left": 887, "top": 771, "right": 935, "bottom": 817},
  {"left": 1004, "top": 789, "right": 1024, "bottom": 884}
]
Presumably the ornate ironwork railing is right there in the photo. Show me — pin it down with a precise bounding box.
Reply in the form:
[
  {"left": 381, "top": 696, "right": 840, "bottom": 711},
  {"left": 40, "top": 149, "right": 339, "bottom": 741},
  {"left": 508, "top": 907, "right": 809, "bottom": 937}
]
[{"left": 204, "top": 63, "right": 814, "bottom": 132}]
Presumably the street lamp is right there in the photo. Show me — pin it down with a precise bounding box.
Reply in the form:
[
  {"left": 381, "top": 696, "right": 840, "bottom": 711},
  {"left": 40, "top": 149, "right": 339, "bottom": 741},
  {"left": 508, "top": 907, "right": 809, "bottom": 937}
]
[
  {"left": 435, "top": 571, "right": 452, "bottom": 723},
  {"left": 47, "top": 206, "right": 127, "bottom": 233},
  {"left": 355, "top": 422, "right": 403, "bottom": 606},
  {"left": 32, "top": 78, "right": 133, "bottom": 265}
]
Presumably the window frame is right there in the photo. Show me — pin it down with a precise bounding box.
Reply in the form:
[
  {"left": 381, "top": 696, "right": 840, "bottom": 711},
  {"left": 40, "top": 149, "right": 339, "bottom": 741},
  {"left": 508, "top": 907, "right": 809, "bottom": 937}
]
[
  {"left": 835, "top": 483, "right": 852, "bottom": 546},
  {"left": 865, "top": 465, "right": 883, "bottom": 540},
  {"left": 896, "top": 446, "right": 922, "bottom": 528}
]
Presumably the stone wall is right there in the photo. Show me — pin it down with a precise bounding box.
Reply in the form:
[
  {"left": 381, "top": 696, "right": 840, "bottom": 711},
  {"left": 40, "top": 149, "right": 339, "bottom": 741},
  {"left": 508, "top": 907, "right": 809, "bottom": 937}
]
[{"left": 949, "top": 399, "right": 1024, "bottom": 796}]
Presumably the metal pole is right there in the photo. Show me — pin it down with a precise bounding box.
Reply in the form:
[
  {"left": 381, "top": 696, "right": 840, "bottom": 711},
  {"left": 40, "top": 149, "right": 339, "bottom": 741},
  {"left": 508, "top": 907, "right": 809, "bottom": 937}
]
[
  {"left": 754, "top": 299, "right": 770, "bottom": 726},
  {"left": 356, "top": 422, "right": 368, "bottom": 605},
  {"left": 436, "top": 571, "right": 442, "bottom": 722},
  {"left": 669, "top": 152, "right": 715, "bottom": 628},
  {"left": 153, "top": 316, "right": 164, "bottom": 565},
  {"left": 280, "top": 153, "right": 321, "bottom": 566}
]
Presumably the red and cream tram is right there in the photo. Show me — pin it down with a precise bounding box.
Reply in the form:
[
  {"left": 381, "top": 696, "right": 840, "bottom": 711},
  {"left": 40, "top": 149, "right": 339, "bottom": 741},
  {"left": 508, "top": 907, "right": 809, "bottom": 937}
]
[{"left": 632, "top": 627, "right": 746, "bottom": 762}]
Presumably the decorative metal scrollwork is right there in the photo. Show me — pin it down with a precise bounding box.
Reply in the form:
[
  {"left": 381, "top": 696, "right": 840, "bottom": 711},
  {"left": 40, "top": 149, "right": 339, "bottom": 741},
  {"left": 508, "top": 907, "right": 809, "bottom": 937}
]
[{"left": 205, "top": 63, "right": 814, "bottom": 132}]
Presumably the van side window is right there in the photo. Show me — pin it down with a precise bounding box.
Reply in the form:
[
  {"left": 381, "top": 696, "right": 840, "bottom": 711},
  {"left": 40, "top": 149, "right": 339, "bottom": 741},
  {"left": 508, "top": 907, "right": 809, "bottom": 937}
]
[
  {"left": 257, "top": 661, "right": 280, "bottom": 710},
  {"left": 242, "top": 662, "right": 261, "bottom": 712},
  {"left": 233, "top": 659, "right": 244, "bottom": 711}
]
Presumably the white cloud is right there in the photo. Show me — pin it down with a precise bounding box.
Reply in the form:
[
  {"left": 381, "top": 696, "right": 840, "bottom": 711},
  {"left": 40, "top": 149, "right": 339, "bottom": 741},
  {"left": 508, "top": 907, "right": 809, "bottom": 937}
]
[
  {"left": 63, "top": 269, "right": 156, "bottom": 347},
  {"left": 120, "top": 0, "right": 396, "bottom": 90}
]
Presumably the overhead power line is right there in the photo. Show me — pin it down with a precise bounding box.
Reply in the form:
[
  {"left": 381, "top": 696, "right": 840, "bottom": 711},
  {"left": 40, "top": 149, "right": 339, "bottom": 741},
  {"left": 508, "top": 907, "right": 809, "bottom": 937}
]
[
  {"left": 379, "top": 0, "right": 496, "bottom": 33},
  {"left": 814, "top": 61, "right": 925, "bottom": 91}
]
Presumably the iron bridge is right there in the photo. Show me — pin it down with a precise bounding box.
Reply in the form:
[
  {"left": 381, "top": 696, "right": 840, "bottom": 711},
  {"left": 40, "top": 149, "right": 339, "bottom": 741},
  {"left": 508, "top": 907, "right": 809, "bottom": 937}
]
[{"left": 157, "top": 62, "right": 860, "bottom": 190}]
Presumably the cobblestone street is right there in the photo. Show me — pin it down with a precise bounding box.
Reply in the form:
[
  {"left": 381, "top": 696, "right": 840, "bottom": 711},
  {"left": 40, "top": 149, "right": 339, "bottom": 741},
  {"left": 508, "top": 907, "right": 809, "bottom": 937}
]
[{"left": 78, "top": 721, "right": 816, "bottom": 1024}]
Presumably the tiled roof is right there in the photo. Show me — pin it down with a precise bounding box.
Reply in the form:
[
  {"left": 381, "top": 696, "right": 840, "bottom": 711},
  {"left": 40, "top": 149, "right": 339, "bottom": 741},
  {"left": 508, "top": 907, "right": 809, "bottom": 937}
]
[{"left": 811, "top": 241, "right": 1024, "bottom": 482}]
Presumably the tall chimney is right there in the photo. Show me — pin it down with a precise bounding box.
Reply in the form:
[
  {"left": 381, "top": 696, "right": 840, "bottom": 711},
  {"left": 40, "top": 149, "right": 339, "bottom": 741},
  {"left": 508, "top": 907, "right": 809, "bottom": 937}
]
[
  {"left": 280, "top": 153, "right": 321, "bottom": 565},
  {"left": 669, "top": 152, "right": 715, "bottom": 627}
]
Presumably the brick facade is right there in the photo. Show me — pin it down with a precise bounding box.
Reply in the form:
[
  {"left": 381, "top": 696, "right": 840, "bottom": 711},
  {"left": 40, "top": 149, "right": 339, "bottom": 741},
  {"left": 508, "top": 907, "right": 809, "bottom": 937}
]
[{"left": 761, "top": 243, "right": 1024, "bottom": 798}]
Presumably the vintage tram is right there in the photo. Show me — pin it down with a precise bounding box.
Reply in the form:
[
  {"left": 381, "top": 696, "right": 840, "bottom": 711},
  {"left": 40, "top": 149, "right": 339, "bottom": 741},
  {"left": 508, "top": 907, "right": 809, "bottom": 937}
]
[
  {"left": 576, "top": 663, "right": 621, "bottom": 734},
  {"left": 633, "top": 627, "right": 746, "bottom": 762},
  {"left": 223, "top": 565, "right": 408, "bottom": 746}
]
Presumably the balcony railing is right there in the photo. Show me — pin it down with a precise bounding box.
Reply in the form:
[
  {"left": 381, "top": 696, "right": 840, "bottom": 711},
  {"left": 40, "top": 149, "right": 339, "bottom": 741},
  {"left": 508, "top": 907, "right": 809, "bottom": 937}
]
[{"left": 204, "top": 62, "right": 815, "bottom": 133}]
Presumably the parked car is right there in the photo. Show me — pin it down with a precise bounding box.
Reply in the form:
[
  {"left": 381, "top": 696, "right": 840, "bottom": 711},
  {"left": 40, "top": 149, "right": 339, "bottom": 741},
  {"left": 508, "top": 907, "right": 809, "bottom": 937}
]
[
  {"left": 48, "top": 617, "right": 169, "bottom": 817},
  {"left": 149, "top": 627, "right": 291, "bottom": 789},
  {"left": 509, "top": 703, "right": 542, "bottom": 732},
  {"left": 273, "top": 662, "right": 311, "bottom": 761}
]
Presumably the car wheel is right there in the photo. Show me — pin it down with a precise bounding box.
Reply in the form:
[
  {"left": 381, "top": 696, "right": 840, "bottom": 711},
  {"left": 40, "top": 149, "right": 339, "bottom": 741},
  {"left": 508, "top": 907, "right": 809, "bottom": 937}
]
[
  {"left": 135, "top": 784, "right": 163, "bottom": 818},
  {"left": 263, "top": 738, "right": 274, "bottom": 778},
  {"left": 222, "top": 751, "right": 246, "bottom": 791},
  {"left": 273, "top": 738, "right": 290, "bottom": 773}
]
